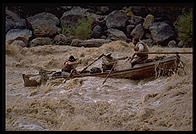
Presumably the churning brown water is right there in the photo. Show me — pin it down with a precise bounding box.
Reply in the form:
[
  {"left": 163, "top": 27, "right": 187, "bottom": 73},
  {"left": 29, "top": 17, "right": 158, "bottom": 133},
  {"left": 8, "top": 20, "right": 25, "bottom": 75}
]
[{"left": 6, "top": 41, "right": 193, "bottom": 131}]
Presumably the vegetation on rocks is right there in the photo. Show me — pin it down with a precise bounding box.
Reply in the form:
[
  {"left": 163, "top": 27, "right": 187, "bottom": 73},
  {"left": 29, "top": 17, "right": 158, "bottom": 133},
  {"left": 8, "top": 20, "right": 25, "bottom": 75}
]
[
  {"left": 175, "top": 11, "right": 192, "bottom": 47},
  {"left": 62, "top": 16, "right": 94, "bottom": 40}
]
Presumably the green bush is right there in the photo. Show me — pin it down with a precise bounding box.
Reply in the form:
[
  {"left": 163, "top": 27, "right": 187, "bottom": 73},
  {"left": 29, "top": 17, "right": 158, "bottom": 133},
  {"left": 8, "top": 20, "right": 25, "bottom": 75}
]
[
  {"left": 61, "top": 16, "right": 94, "bottom": 40},
  {"left": 175, "top": 11, "right": 193, "bottom": 47}
]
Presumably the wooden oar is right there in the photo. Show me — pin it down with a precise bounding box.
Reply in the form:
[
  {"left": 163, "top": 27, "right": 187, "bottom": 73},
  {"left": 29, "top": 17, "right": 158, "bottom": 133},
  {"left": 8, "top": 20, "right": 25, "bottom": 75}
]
[
  {"left": 127, "top": 51, "right": 193, "bottom": 62},
  {"left": 102, "top": 61, "right": 117, "bottom": 85},
  {"left": 134, "top": 51, "right": 193, "bottom": 55},
  {"left": 80, "top": 54, "right": 104, "bottom": 73}
]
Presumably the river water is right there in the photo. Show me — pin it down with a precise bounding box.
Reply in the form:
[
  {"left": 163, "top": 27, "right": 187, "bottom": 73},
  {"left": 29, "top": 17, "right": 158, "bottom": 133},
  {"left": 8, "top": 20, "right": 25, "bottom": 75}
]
[{"left": 5, "top": 41, "right": 193, "bottom": 131}]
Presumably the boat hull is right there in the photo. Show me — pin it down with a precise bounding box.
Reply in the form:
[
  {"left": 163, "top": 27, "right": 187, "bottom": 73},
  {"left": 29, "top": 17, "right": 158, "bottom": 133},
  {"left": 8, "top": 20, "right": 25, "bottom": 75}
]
[{"left": 52, "top": 55, "right": 180, "bottom": 80}]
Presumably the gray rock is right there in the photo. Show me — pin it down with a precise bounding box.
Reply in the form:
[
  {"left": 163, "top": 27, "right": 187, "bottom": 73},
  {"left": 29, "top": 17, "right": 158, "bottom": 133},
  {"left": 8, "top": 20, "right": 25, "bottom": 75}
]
[
  {"left": 6, "top": 9, "right": 27, "bottom": 33},
  {"left": 27, "top": 12, "right": 59, "bottom": 26},
  {"left": 71, "top": 39, "right": 83, "bottom": 46},
  {"left": 10, "top": 40, "right": 26, "bottom": 47},
  {"left": 128, "top": 16, "right": 144, "bottom": 26},
  {"left": 71, "top": 39, "right": 111, "bottom": 47},
  {"left": 168, "top": 40, "right": 176, "bottom": 47},
  {"left": 6, "top": 29, "right": 32, "bottom": 46},
  {"left": 143, "top": 14, "right": 154, "bottom": 29},
  {"left": 29, "top": 37, "right": 53, "bottom": 47},
  {"left": 54, "top": 34, "right": 71, "bottom": 45},
  {"left": 177, "top": 40, "right": 184, "bottom": 48},
  {"left": 126, "top": 24, "right": 135, "bottom": 34},
  {"left": 131, "top": 24, "right": 144, "bottom": 39},
  {"left": 27, "top": 12, "right": 60, "bottom": 37},
  {"left": 149, "top": 22, "right": 175, "bottom": 43},
  {"left": 107, "top": 28, "right": 127, "bottom": 41},
  {"left": 105, "top": 10, "right": 128, "bottom": 29},
  {"left": 92, "top": 25, "right": 102, "bottom": 38},
  {"left": 60, "top": 6, "right": 88, "bottom": 26}
]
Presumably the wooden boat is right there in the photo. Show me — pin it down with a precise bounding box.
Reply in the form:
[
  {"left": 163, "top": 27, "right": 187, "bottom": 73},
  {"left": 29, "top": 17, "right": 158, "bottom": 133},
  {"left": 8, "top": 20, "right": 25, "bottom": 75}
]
[{"left": 52, "top": 55, "right": 181, "bottom": 80}]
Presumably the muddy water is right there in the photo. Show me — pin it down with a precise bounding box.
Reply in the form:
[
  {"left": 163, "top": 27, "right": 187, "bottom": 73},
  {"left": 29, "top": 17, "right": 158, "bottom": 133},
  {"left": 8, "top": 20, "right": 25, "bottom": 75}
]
[{"left": 5, "top": 41, "right": 193, "bottom": 131}]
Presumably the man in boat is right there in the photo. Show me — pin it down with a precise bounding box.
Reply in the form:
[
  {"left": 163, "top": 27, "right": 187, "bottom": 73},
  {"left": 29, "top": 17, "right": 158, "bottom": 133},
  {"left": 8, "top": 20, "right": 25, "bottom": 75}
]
[
  {"left": 102, "top": 53, "right": 117, "bottom": 72},
  {"left": 129, "top": 38, "right": 149, "bottom": 68},
  {"left": 62, "top": 55, "right": 80, "bottom": 76}
]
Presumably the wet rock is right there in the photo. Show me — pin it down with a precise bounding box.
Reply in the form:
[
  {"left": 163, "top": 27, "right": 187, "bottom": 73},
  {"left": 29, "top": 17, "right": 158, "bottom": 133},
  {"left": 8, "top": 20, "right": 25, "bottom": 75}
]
[
  {"left": 71, "top": 39, "right": 83, "bottom": 46},
  {"left": 53, "top": 34, "right": 71, "bottom": 45},
  {"left": 177, "top": 40, "right": 184, "bottom": 48},
  {"left": 107, "top": 28, "right": 127, "bottom": 41},
  {"left": 92, "top": 25, "right": 102, "bottom": 38},
  {"left": 105, "top": 10, "right": 128, "bottom": 29},
  {"left": 131, "top": 24, "right": 144, "bottom": 39},
  {"left": 29, "top": 37, "right": 53, "bottom": 47},
  {"left": 6, "top": 9, "right": 27, "bottom": 33},
  {"left": 168, "top": 40, "right": 177, "bottom": 47},
  {"left": 6, "top": 29, "right": 32, "bottom": 46},
  {"left": 143, "top": 14, "right": 154, "bottom": 29},
  {"left": 27, "top": 12, "right": 60, "bottom": 37},
  {"left": 10, "top": 40, "right": 26, "bottom": 47},
  {"left": 149, "top": 22, "right": 176, "bottom": 43},
  {"left": 71, "top": 39, "right": 111, "bottom": 47}
]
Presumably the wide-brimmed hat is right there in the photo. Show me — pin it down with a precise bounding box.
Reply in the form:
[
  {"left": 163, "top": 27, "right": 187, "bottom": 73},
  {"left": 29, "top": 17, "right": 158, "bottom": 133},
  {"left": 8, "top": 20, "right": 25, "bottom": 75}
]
[{"left": 68, "top": 55, "right": 77, "bottom": 62}]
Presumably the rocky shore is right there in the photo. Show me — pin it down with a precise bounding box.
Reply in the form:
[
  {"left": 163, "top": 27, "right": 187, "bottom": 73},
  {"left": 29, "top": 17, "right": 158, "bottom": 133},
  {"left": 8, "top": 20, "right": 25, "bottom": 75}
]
[{"left": 6, "top": 6, "right": 191, "bottom": 48}]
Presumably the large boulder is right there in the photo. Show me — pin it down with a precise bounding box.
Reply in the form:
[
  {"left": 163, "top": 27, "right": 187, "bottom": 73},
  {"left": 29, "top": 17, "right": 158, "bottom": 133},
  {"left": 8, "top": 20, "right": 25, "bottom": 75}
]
[
  {"left": 27, "top": 12, "right": 60, "bottom": 37},
  {"left": 5, "top": 9, "right": 27, "bottom": 33},
  {"left": 60, "top": 6, "right": 88, "bottom": 26},
  {"left": 149, "top": 22, "right": 176, "bottom": 43},
  {"left": 29, "top": 37, "right": 53, "bottom": 47},
  {"left": 107, "top": 28, "right": 127, "bottom": 41},
  {"left": 6, "top": 29, "right": 32, "bottom": 46},
  {"left": 105, "top": 10, "right": 128, "bottom": 29},
  {"left": 131, "top": 24, "right": 144, "bottom": 39}
]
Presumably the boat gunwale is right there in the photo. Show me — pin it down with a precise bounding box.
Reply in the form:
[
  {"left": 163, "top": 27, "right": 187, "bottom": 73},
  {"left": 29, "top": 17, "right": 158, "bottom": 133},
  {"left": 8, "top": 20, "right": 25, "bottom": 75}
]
[{"left": 68, "top": 55, "right": 179, "bottom": 78}]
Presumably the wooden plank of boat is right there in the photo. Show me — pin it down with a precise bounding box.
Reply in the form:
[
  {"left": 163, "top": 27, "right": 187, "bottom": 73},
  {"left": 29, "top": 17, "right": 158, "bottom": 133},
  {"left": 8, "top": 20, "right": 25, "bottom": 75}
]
[{"left": 53, "top": 55, "right": 180, "bottom": 80}]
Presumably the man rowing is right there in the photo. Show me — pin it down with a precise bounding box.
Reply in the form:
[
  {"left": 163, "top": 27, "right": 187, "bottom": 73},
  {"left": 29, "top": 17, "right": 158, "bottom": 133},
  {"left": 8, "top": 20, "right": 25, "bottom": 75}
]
[
  {"left": 102, "top": 53, "right": 117, "bottom": 72},
  {"left": 128, "top": 38, "right": 149, "bottom": 68},
  {"left": 62, "top": 55, "right": 80, "bottom": 76}
]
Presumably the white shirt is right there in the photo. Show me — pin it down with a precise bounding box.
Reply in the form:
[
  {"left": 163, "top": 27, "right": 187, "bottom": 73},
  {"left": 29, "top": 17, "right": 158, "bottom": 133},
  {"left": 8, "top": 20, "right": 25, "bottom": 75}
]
[{"left": 137, "top": 43, "right": 144, "bottom": 51}]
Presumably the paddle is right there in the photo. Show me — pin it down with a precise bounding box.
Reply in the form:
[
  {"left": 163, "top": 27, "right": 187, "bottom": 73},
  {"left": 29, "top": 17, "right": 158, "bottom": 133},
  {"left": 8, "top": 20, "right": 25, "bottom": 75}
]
[
  {"left": 126, "top": 51, "right": 193, "bottom": 62},
  {"left": 102, "top": 61, "right": 117, "bottom": 85},
  {"left": 80, "top": 54, "right": 104, "bottom": 74},
  {"left": 134, "top": 51, "right": 193, "bottom": 55}
]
